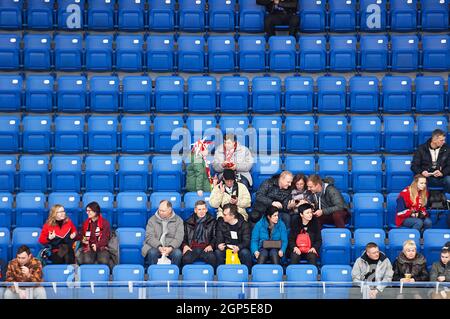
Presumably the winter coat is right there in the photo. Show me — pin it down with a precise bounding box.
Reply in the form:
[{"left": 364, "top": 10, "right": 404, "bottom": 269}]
[
  {"left": 39, "top": 218, "right": 77, "bottom": 253},
  {"left": 411, "top": 138, "right": 450, "bottom": 176},
  {"left": 209, "top": 181, "right": 251, "bottom": 220},
  {"left": 185, "top": 155, "right": 212, "bottom": 193},
  {"left": 182, "top": 213, "right": 216, "bottom": 249},
  {"left": 392, "top": 252, "right": 429, "bottom": 281},
  {"left": 213, "top": 143, "right": 254, "bottom": 186},
  {"left": 250, "top": 217, "right": 288, "bottom": 254},
  {"left": 396, "top": 187, "right": 429, "bottom": 227},
  {"left": 288, "top": 217, "right": 321, "bottom": 253},
  {"left": 252, "top": 175, "right": 292, "bottom": 221},
  {"left": 215, "top": 215, "right": 251, "bottom": 250},
  {"left": 256, "top": 0, "right": 298, "bottom": 14},
  {"left": 80, "top": 215, "right": 111, "bottom": 252},
  {"left": 141, "top": 211, "right": 185, "bottom": 257},
  {"left": 430, "top": 260, "right": 450, "bottom": 282},
  {"left": 310, "top": 183, "right": 349, "bottom": 215},
  {"left": 352, "top": 251, "right": 394, "bottom": 292}
]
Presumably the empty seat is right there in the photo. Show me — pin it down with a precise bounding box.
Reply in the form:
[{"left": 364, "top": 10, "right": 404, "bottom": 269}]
[
  {"left": 353, "top": 228, "right": 386, "bottom": 262},
  {"left": 149, "top": 192, "right": 182, "bottom": 217},
  {"left": 153, "top": 116, "right": 184, "bottom": 153},
  {"left": 148, "top": 0, "right": 175, "bottom": 31},
  {"left": 151, "top": 156, "right": 183, "bottom": 192},
  {"left": 54, "top": 34, "right": 83, "bottom": 71},
  {"left": 58, "top": 0, "right": 84, "bottom": 30},
  {"left": 0, "top": 116, "right": 19, "bottom": 153},
  {"left": 15, "top": 193, "right": 46, "bottom": 227},
  {"left": 0, "top": 75, "right": 22, "bottom": 112},
  {"left": 87, "top": 0, "right": 114, "bottom": 30},
  {"left": 118, "top": 0, "right": 145, "bottom": 31},
  {"left": 238, "top": 0, "right": 264, "bottom": 32},
  {"left": 299, "top": 0, "right": 326, "bottom": 32},
  {"left": 0, "top": 194, "right": 12, "bottom": 229},
  {"left": 42, "top": 264, "right": 76, "bottom": 299},
  {"left": 268, "top": 36, "right": 296, "bottom": 72},
  {"left": 414, "top": 76, "right": 445, "bottom": 113},
  {"left": 284, "top": 156, "right": 315, "bottom": 176},
  {"left": 121, "top": 116, "right": 150, "bottom": 154},
  {"left": 12, "top": 227, "right": 42, "bottom": 258},
  {"left": 22, "top": 115, "right": 52, "bottom": 153},
  {"left": 349, "top": 76, "right": 379, "bottom": 113},
  {"left": 383, "top": 116, "right": 414, "bottom": 154},
  {"left": 251, "top": 264, "right": 283, "bottom": 299},
  {"left": 0, "top": 0, "right": 22, "bottom": 29},
  {"left": 351, "top": 155, "right": 382, "bottom": 193},
  {"left": 209, "top": 0, "right": 235, "bottom": 31},
  {"left": 23, "top": 34, "right": 51, "bottom": 70},
  {"left": 387, "top": 228, "right": 420, "bottom": 261},
  {"left": 352, "top": 193, "right": 384, "bottom": 229},
  {"left": 116, "top": 192, "right": 148, "bottom": 228},
  {"left": 385, "top": 156, "right": 413, "bottom": 193},
  {"left": 187, "top": 76, "right": 217, "bottom": 113},
  {"left": 27, "top": 0, "right": 54, "bottom": 29},
  {"left": 320, "top": 228, "right": 352, "bottom": 265},
  {"left": 285, "top": 116, "right": 315, "bottom": 154},
  {"left": 82, "top": 192, "right": 114, "bottom": 225},
  {"left": 318, "top": 156, "right": 349, "bottom": 192},
  {"left": 423, "top": 229, "right": 450, "bottom": 267},
  {"left": 48, "top": 192, "right": 81, "bottom": 227},
  {"left": 116, "top": 35, "right": 144, "bottom": 72},
  {"left": 112, "top": 264, "right": 145, "bottom": 299},
  {"left": 154, "top": 76, "right": 184, "bottom": 113},
  {"left": 208, "top": 36, "right": 235, "bottom": 73},
  {"left": 238, "top": 36, "right": 266, "bottom": 72},
  {"left": 219, "top": 76, "right": 249, "bottom": 113},
  {"left": 416, "top": 116, "right": 448, "bottom": 145},
  {"left": 89, "top": 76, "right": 119, "bottom": 113},
  {"left": 298, "top": 36, "right": 326, "bottom": 72},
  {"left": 19, "top": 155, "right": 49, "bottom": 192},
  {"left": 0, "top": 156, "right": 16, "bottom": 192},
  {"left": 359, "top": 35, "right": 388, "bottom": 71},
  {"left": 115, "top": 229, "right": 146, "bottom": 264},
  {"left": 178, "top": 0, "right": 205, "bottom": 31},
  {"left": 251, "top": 116, "right": 282, "bottom": 154},
  {"left": 216, "top": 264, "right": 248, "bottom": 298},
  {"left": 317, "top": 116, "right": 348, "bottom": 153},
  {"left": 87, "top": 116, "right": 118, "bottom": 153},
  {"left": 329, "top": 0, "right": 356, "bottom": 32},
  {"left": 251, "top": 76, "right": 281, "bottom": 114},
  {"left": 78, "top": 265, "right": 110, "bottom": 299},
  {"left": 118, "top": 156, "right": 149, "bottom": 191},
  {"left": 85, "top": 156, "right": 116, "bottom": 192},
  {"left": 54, "top": 115, "right": 84, "bottom": 153},
  {"left": 146, "top": 35, "right": 174, "bottom": 72},
  {"left": 121, "top": 76, "right": 151, "bottom": 113},
  {"left": 317, "top": 76, "right": 346, "bottom": 114},
  {"left": 390, "top": 0, "right": 417, "bottom": 31},
  {"left": 381, "top": 76, "right": 412, "bottom": 113},
  {"left": 182, "top": 264, "right": 215, "bottom": 299},
  {"left": 386, "top": 192, "right": 398, "bottom": 228},
  {"left": 56, "top": 76, "right": 87, "bottom": 112},
  {"left": 329, "top": 35, "right": 357, "bottom": 72},
  {"left": 147, "top": 264, "right": 180, "bottom": 299},
  {"left": 286, "top": 264, "right": 318, "bottom": 281},
  {"left": 51, "top": 155, "right": 82, "bottom": 192},
  {"left": 284, "top": 76, "right": 313, "bottom": 114},
  {"left": 422, "top": 35, "right": 450, "bottom": 71},
  {"left": 219, "top": 116, "right": 249, "bottom": 142},
  {"left": 359, "top": 0, "right": 387, "bottom": 31},
  {"left": 177, "top": 36, "right": 205, "bottom": 73},
  {"left": 251, "top": 155, "right": 282, "bottom": 190},
  {"left": 85, "top": 35, "right": 113, "bottom": 71},
  {"left": 421, "top": 0, "right": 448, "bottom": 31},
  {"left": 25, "top": 75, "right": 54, "bottom": 113},
  {"left": 186, "top": 116, "right": 217, "bottom": 145},
  {"left": 391, "top": 35, "right": 419, "bottom": 72},
  {"left": 0, "top": 34, "right": 20, "bottom": 70},
  {"left": 320, "top": 265, "right": 352, "bottom": 299},
  {"left": 350, "top": 116, "right": 381, "bottom": 153}
]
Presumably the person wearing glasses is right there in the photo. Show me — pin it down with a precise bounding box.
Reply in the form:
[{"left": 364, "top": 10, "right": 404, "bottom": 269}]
[{"left": 38, "top": 204, "right": 78, "bottom": 264}]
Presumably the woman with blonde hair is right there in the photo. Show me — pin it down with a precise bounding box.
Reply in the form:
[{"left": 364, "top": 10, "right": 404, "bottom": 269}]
[
  {"left": 393, "top": 240, "right": 429, "bottom": 282},
  {"left": 396, "top": 174, "right": 432, "bottom": 231},
  {"left": 38, "top": 204, "right": 78, "bottom": 264}
]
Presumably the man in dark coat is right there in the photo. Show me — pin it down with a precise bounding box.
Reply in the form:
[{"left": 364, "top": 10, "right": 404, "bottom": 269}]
[{"left": 256, "top": 0, "right": 299, "bottom": 37}]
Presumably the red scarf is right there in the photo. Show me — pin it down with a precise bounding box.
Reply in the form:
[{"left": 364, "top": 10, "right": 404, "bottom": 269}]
[{"left": 81, "top": 215, "right": 105, "bottom": 249}]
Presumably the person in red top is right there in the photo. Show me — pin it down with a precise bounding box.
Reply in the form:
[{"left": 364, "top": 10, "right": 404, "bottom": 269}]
[
  {"left": 396, "top": 174, "right": 432, "bottom": 232},
  {"left": 39, "top": 204, "right": 77, "bottom": 264},
  {"left": 78, "top": 201, "right": 111, "bottom": 266}
]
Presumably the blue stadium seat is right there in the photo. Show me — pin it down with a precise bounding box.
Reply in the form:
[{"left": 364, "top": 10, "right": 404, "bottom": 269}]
[
  {"left": 390, "top": 0, "right": 417, "bottom": 31},
  {"left": 177, "top": 36, "right": 205, "bottom": 73},
  {"left": 352, "top": 193, "right": 384, "bottom": 229},
  {"left": 387, "top": 228, "right": 420, "bottom": 261},
  {"left": 0, "top": 116, "right": 19, "bottom": 153},
  {"left": 154, "top": 76, "right": 184, "bottom": 113},
  {"left": 422, "top": 35, "right": 450, "bottom": 71},
  {"left": 178, "top": 0, "right": 205, "bottom": 32},
  {"left": 81, "top": 192, "right": 114, "bottom": 225},
  {"left": 286, "top": 264, "right": 318, "bottom": 281},
  {"left": 351, "top": 155, "right": 382, "bottom": 193},
  {"left": 423, "top": 229, "right": 450, "bottom": 267},
  {"left": 0, "top": 0, "right": 22, "bottom": 29},
  {"left": 320, "top": 265, "right": 352, "bottom": 299},
  {"left": 317, "top": 76, "right": 346, "bottom": 114},
  {"left": 187, "top": 76, "right": 217, "bottom": 113},
  {"left": 15, "top": 193, "right": 46, "bottom": 227},
  {"left": 217, "top": 264, "right": 248, "bottom": 299},
  {"left": 118, "top": 0, "right": 145, "bottom": 31},
  {"left": 350, "top": 116, "right": 381, "bottom": 153},
  {"left": 268, "top": 36, "right": 296, "bottom": 72},
  {"left": 146, "top": 35, "right": 174, "bottom": 72},
  {"left": 359, "top": 0, "right": 387, "bottom": 31},
  {"left": 48, "top": 192, "right": 81, "bottom": 227},
  {"left": 116, "top": 229, "right": 147, "bottom": 265},
  {"left": 329, "top": 0, "right": 356, "bottom": 32},
  {"left": 284, "top": 156, "right": 315, "bottom": 176},
  {"left": 383, "top": 116, "right": 414, "bottom": 153},
  {"left": 219, "top": 76, "right": 249, "bottom": 113},
  {"left": 116, "top": 35, "right": 144, "bottom": 72},
  {"left": 22, "top": 115, "right": 52, "bottom": 153},
  {"left": 421, "top": 0, "right": 448, "bottom": 31},
  {"left": 78, "top": 265, "right": 110, "bottom": 299},
  {"left": 151, "top": 156, "right": 183, "bottom": 192},
  {"left": 386, "top": 192, "right": 399, "bottom": 229},
  {"left": 251, "top": 116, "right": 282, "bottom": 154},
  {"left": 0, "top": 34, "right": 20, "bottom": 70},
  {"left": 152, "top": 115, "right": 184, "bottom": 153},
  {"left": 84, "top": 156, "right": 116, "bottom": 192},
  {"left": 251, "top": 264, "right": 283, "bottom": 299},
  {"left": 417, "top": 116, "right": 448, "bottom": 146},
  {"left": 317, "top": 116, "right": 348, "bottom": 153},
  {"left": 58, "top": 0, "right": 84, "bottom": 30},
  {"left": 299, "top": 0, "right": 326, "bottom": 32},
  {"left": 25, "top": 75, "right": 54, "bottom": 112},
  {"left": 42, "top": 264, "right": 76, "bottom": 299},
  {"left": 349, "top": 76, "right": 379, "bottom": 113},
  {"left": 353, "top": 228, "right": 386, "bottom": 262},
  {"left": 12, "top": 227, "right": 42, "bottom": 260},
  {"left": 209, "top": 0, "right": 235, "bottom": 31},
  {"left": 54, "top": 34, "right": 82, "bottom": 71},
  {"left": 285, "top": 116, "right": 315, "bottom": 154},
  {"left": 0, "top": 75, "right": 22, "bottom": 111},
  {"left": 148, "top": 0, "right": 175, "bottom": 31},
  {"left": 118, "top": 156, "right": 149, "bottom": 192},
  {"left": 329, "top": 35, "right": 357, "bottom": 72},
  {"left": 122, "top": 76, "right": 151, "bottom": 113},
  {"left": 147, "top": 264, "right": 180, "bottom": 299},
  {"left": 381, "top": 76, "right": 412, "bottom": 113},
  {"left": 384, "top": 156, "right": 413, "bottom": 193},
  {"left": 23, "top": 34, "right": 51, "bottom": 70},
  {"left": 298, "top": 36, "right": 326, "bottom": 72},
  {"left": 285, "top": 264, "right": 319, "bottom": 298},
  {"left": 87, "top": 0, "right": 114, "bottom": 30},
  {"left": 318, "top": 156, "right": 349, "bottom": 192},
  {"left": 238, "top": 0, "right": 264, "bottom": 32},
  {"left": 320, "top": 228, "right": 352, "bottom": 265},
  {"left": 208, "top": 36, "right": 235, "bottom": 73},
  {"left": 182, "top": 192, "right": 213, "bottom": 220},
  {"left": 54, "top": 116, "right": 84, "bottom": 153},
  {"left": 238, "top": 36, "right": 266, "bottom": 72},
  {"left": 0, "top": 156, "right": 16, "bottom": 192},
  {"left": 116, "top": 193, "right": 148, "bottom": 228},
  {"left": 415, "top": 76, "right": 445, "bottom": 113},
  {"left": 284, "top": 76, "right": 314, "bottom": 114},
  {"left": 182, "top": 264, "right": 214, "bottom": 281},
  {"left": 121, "top": 116, "right": 150, "bottom": 154},
  {"left": 112, "top": 264, "right": 145, "bottom": 299},
  {"left": 251, "top": 155, "right": 282, "bottom": 191},
  {"left": 186, "top": 115, "right": 217, "bottom": 145},
  {"left": 251, "top": 76, "right": 281, "bottom": 114},
  {"left": 85, "top": 34, "right": 113, "bottom": 71},
  {"left": 391, "top": 35, "right": 419, "bottom": 72},
  {"left": 56, "top": 76, "right": 87, "bottom": 112},
  {"left": 19, "top": 156, "right": 49, "bottom": 192},
  {"left": 219, "top": 116, "right": 249, "bottom": 144},
  {"left": 27, "top": 0, "right": 54, "bottom": 29},
  {"left": 182, "top": 264, "right": 214, "bottom": 299},
  {"left": 149, "top": 192, "right": 182, "bottom": 217},
  {"left": 359, "top": 35, "right": 388, "bottom": 71},
  {"left": 89, "top": 76, "right": 119, "bottom": 113},
  {"left": 87, "top": 116, "right": 118, "bottom": 153},
  {"left": 51, "top": 155, "right": 82, "bottom": 192},
  {"left": 0, "top": 195, "right": 12, "bottom": 229}
]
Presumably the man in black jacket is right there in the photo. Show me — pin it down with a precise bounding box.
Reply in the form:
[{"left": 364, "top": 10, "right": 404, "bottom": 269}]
[
  {"left": 411, "top": 129, "right": 450, "bottom": 193},
  {"left": 256, "top": 0, "right": 299, "bottom": 37}
]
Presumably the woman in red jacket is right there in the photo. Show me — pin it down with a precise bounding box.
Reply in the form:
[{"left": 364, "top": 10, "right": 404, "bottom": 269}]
[
  {"left": 39, "top": 204, "right": 77, "bottom": 264},
  {"left": 78, "top": 202, "right": 111, "bottom": 266}
]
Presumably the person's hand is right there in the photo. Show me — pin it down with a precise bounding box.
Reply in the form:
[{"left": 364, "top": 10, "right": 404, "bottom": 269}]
[
  {"left": 229, "top": 163, "right": 236, "bottom": 170},
  {"left": 308, "top": 247, "right": 317, "bottom": 255},
  {"left": 204, "top": 245, "right": 213, "bottom": 253},
  {"left": 70, "top": 232, "right": 77, "bottom": 240},
  {"left": 222, "top": 162, "right": 228, "bottom": 168},
  {"left": 287, "top": 200, "right": 296, "bottom": 210},
  {"left": 18, "top": 289, "right": 28, "bottom": 299},
  {"left": 273, "top": 0, "right": 280, "bottom": 4},
  {"left": 369, "top": 289, "right": 378, "bottom": 299},
  {"left": 91, "top": 244, "right": 97, "bottom": 252},
  {"left": 48, "top": 231, "right": 56, "bottom": 240},
  {"left": 254, "top": 251, "right": 260, "bottom": 259},
  {"left": 434, "top": 170, "right": 443, "bottom": 177},
  {"left": 293, "top": 247, "right": 301, "bottom": 255},
  {"left": 232, "top": 245, "right": 240, "bottom": 254},
  {"left": 21, "top": 266, "right": 30, "bottom": 278},
  {"left": 183, "top": 245, "right": 192, "bottom": 255},
  {"left": 278, "top": 250, "right": 284, "bottom": 258},
  {"left": 437, "top": 276, "right": 446, "bottom": 282},
  {"left": 313, "top": 209, "right": 323, "bottom": 217},
  {"left": 272, "top": 201, "right": 283, "bottom": 209},
  {"left": 422, "top": 171, "right": 431, "bottom": 178},
  {"left": 219, "top": 182, "right": 225, "bottom": 193},
  {"left": 165, "top": 246, "right": 174, "bottom": 255},
  {"left": 229, "top": 196, "right": 238, "bottom": 205},
  {"left": 197, "top": 190, "right": 204, "bottom": 197},
  {"left": 218, "top": 243, "right": 226, "bottom": 251}
]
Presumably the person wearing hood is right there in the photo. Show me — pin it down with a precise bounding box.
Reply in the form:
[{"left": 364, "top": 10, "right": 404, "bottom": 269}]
[
  {"left": 411, "top": 129, "right": 450, "bottom": 193},
  {"left": 142, "top": 200, "right": 184, "bottom": 267},
  {"left": 393, "top": 240, "right": 429, "bottom": 282},
  {"left": 352, "top": 242, "right": 394, "bottom": 299}
]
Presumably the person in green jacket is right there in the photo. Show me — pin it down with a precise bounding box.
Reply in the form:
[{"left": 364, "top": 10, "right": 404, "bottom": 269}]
[{"left": 186, "top": 139, "right": 213, "bottom": 196}]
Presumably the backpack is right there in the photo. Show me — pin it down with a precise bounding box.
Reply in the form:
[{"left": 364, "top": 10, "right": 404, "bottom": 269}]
[
  {"left": 295, "top": 229, "right": 312, "bottom": 254},
  {"left": 428, "top": 190, "right": 449, "bottom": 210}
]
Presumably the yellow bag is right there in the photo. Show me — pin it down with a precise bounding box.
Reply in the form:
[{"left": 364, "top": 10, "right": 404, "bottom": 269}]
[{"left": 225, "top": 249, "right": 241, "bottom": 265}]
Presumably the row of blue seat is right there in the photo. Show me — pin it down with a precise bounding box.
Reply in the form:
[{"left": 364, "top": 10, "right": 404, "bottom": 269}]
[
  {"left": 0, "top": 0, "right": 448, "bottom": 32},
  {"left": 1, "top": 33, "right": 448, "bottom": 72},
  {"left": 1, "top": 74, "right": 449, "bottom": 114}
]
